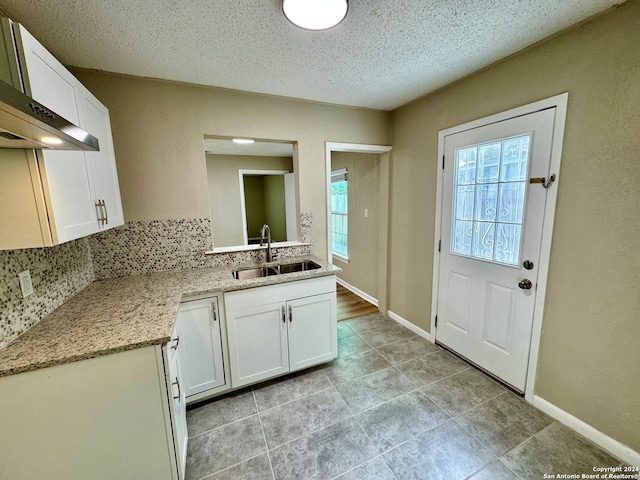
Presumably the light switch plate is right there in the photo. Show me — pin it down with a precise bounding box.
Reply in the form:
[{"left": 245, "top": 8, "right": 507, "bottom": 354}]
[{"left": 18, "top": 270, "right": 34, "bottom": 298}]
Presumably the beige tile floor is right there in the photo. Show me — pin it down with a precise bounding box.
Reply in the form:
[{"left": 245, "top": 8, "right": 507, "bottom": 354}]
[{"left": 184, "top": 313, "right": 624, "bottom": 480}]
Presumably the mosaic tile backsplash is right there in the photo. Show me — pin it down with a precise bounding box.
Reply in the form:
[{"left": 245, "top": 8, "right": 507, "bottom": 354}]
[
  {"left": 1, "top": 216, "right": 313, "bottom": 347},
  {"left": 0, "top": 239, "right": 94, "bottom": 348},
  {"left": 90, "top": 217, "right": 312, "bottom": 280}
]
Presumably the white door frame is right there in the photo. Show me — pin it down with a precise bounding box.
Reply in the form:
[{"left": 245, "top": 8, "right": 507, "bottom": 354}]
[
  {"left": 238, "top": 169, "right": 290, "bottom": 245},
  {"left": 325, "top": 142, "right": 392, "bottom": 312},
  {"left": 431, "top": 93, "right": 568, "bottom": 401}
]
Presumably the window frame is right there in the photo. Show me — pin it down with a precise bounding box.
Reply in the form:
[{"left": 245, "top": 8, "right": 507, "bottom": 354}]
[{"left": 330, "top": 168, "right": 349, "bottom": 262}]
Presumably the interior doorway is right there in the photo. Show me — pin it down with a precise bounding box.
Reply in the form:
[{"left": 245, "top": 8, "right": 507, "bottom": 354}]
[{"left": 325, "top": 142, "right": 392, "bottom": 313}]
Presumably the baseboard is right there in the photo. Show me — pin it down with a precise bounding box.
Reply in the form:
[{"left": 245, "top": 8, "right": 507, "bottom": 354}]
[
  {"left": 386, "top": 310, "right": 435, "bottom": 343},
  {"left": 336, "top": 277, "right": 379, "bottom": 307},
  {"left": 532, "top": 396, "right": 640, "bottom": 467}
]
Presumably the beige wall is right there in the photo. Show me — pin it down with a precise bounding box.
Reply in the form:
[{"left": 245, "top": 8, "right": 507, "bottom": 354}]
[
  {"left": 206, "top": 154, "right": 292, "bottom": 247},
  {"left": 72, "top": 71, "right": 391, "bottom": 256},
  {"left": 389, "top": 2, "right": 640, "bottom": 450},
  {"left": 71, "top": 2, "right": 640, "bottom": 451},
  {"left": 331, "top": 152, "right": 380, "bottom": 299},
  {"left": 263, "top": 175, "right": 287, "bottom": 242}
]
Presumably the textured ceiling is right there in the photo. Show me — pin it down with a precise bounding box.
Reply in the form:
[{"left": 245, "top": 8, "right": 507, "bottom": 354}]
[{"left": 0, "top": 0, "right": 616, "bottom": 110}]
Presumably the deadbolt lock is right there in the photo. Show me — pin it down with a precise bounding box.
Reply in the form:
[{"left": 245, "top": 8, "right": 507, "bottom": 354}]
[
  {"left": 523, "top": 260, "right": 534, "bottom": 270},
  {"left": 518, "top": 279, "right": 533, "bottom": 290}
]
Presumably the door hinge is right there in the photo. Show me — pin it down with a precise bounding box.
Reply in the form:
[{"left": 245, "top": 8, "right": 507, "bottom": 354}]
[
  {"left": 438, "top": 240, "right": 441, "bottom": 252},
  {"left": 442, "top": 155, "right": 445, "bottom": 170},
  {"left": 435, "top": 315, "right": 438, "bottom": 327}
]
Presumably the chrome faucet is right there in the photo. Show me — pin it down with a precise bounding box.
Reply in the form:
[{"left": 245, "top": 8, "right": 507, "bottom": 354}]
[{"left": 260, "top": 224, "right": 272, "bottom": 262}]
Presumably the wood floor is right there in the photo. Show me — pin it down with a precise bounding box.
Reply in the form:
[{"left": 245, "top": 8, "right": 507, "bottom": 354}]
[{"left": 336, "top": 283, "right": 379, "bottom": 322}]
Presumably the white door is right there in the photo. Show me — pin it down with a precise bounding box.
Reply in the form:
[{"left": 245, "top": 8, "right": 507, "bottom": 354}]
[
  {"left": 177, "top": 298, "right": 226, "bottom": 397},
  {"left": 437, "top": 108, "right": 556, "bottom": 391},
  {"left": 287, "top": 293, "right": 337, "bottom": 372},
  {"left": 225, "top": 302, "right": 289, "bottom": 388}
]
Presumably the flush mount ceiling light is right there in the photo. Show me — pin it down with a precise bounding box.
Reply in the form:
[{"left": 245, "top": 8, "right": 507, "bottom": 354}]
[
  {"left": 282, "top": 0, "right": 348, "bottom": 31},
  {"left": 232, "top": 138, "right": 255, "bottom": 144}
]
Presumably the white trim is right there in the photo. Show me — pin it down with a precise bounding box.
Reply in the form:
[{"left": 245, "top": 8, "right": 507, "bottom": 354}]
[
  {"left": 326, "top": 142, "right": 393, "bottom": 155},
  {"left": 335, "top": 277, "right": 378, "bottom": 307},
  {"left": 431, "top": 93, "right": 569, "bottom": 402},
  {"left": 325, "top": 142, "right": 392, "bottom": 264},
  {"left": 238, "top": 169, "right": 290, "bottom": 246},
  {"left": 386, "top": 310, "right": 435, "bottom": 343},
  {"left": 205, "top": 241, "right": 309, "bottom": 255},
  {"left": 325, "top": 141, "right": 393, "bottom": 313},
  {"left": 524, "top": 94, "right": 569, "bottom": 402},
  {"left": 332, "top": 252, "right": 350, "bottom": 263},
  {"left": 532, "top": 396, "right": 640, "bottom": 467}
]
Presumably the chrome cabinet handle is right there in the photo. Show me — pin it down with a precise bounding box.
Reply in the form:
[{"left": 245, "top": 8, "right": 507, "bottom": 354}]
[
  {"left": 212, "top": 302, "right": 217, "bottom": 321},
  {"left": 172, "top": 377, "right": 181, "bottom": 401},
  {"left": 289, "top": 305, "right": 293, "bottom": 323},
  {"left": 170, "top": 336, "right": 179, "bottom": 350},
  {"left": 103, "top": 200, "right": 108, "bottom": 225},
  {"left": 95, "top": 199, "right": 107, "bottom": 225},
  {"left": 281, "top": 306, "right": 286, "bottom": 323}
]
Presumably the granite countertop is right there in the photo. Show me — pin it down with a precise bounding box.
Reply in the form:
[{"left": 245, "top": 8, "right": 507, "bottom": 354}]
[{"left": 0, "top": 255, "right": 338, "bottom": 378}]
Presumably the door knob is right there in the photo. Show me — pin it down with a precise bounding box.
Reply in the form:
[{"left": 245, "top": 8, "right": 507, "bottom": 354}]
[{"left": 518, "top": 279, "right": 533, "bottom": 290}]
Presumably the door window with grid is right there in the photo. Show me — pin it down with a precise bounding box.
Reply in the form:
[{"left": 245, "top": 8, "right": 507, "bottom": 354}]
[
  {"left": 452, "top": 134, "right": 530, "bottom": 266},
  {"left": 331, "top": 169, "right": 348, "bottom": 260}
]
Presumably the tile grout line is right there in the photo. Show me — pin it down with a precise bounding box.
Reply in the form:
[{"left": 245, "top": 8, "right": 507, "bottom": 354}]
[
  {"left": 340, "top": 395, "right": 387, "bottom": 476},
  {"left": 197, "top": 451, "right": 271, "bottom": 480},
  {"left": 373, "top": 417, "right": 458, "bottom": 457},
  {"left": 421, "top": 384, "right": 507, "bottom": 419},
  {"left": 253, "top": 389, "right": 277, "bottom": 480},
  {"left": 259, "top": 374, "right": 356, "bottom": 453},
  {"left": 256, "top": 383, "right": 337, "bottom": 415},
  {"left": 451, "top": 415, "right": 508, "bottom": 461},
  {"left": 187, "top": 410, "right": 262, "bottom": 440},
  {"left": 260, "top": 387, "right": 352, "bottom": 450},
  {"left": 265, "top": 414, "right": 357, "bottom": 455}
]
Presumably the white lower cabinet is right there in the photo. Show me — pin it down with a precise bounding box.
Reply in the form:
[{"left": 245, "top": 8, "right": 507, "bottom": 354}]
[
  {"left": 177, "top": 295, "right": 230, "bottom": 403},
  {"left": 0, "top": 345, "right": 187, "bottom": 480},
  {"left": 225, "top": 276, "right": 337, "bottom": 388},
  {"left": 165, "top": 326, "right": 188, "bottom": 479}
]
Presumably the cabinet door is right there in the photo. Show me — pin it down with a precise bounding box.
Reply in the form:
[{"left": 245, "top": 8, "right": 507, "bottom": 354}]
[
  {"left": 226, "top": 302, "right": 289, "bottom": 388},
  {"left": 167, "top": 335, "right": 187, "bottom": 479},
  {"left": 77, "top": 85, "right": 124, "bottom": 231},
  {"left": 178, "top": 298, "right": 226, "bottom": 397},
  {"left": 14, "top": 23, "right": 97, "bottom": 243},
  {"left": 287, "top": 293, "right": 337, "bottom": 372}
]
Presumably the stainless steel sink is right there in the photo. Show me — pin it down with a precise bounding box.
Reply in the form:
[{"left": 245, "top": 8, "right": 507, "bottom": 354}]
[
  {"left": 232, "top": 266, "right": 279, "bottom": 280},
  {"left": 275, "top": 260, "right": 322, "bottom": 274},
  {"left": 232, "top": 260, "right": 322, "bottom": 279}
]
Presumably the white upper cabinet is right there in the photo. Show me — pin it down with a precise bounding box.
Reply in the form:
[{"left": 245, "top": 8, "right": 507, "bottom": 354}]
[
  {"left": 77, "top": 85, "right": 124, "bottom": 230},
  {"left": 0, "top": 21, "right": 123, "bottom": 249}
]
